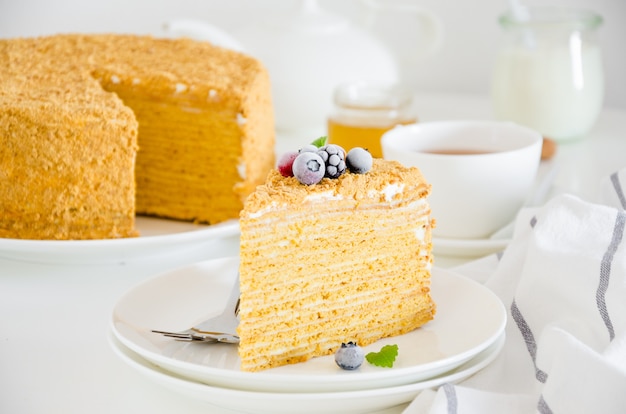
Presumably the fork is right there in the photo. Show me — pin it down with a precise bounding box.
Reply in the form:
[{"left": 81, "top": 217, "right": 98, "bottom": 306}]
[{"left": 151, "top": 274, "right": 240, "bottom": 344}]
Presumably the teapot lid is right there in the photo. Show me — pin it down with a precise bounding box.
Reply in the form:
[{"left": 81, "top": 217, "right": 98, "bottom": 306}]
[{"left": 268, "top": 0, "right": 349, "bottom": 34}]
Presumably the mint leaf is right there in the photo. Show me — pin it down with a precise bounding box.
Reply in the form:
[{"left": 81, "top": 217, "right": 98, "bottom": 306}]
[
  {"left": 365, "top": 344, "right": 399, "bottom": 368},
  {"left": 310, "top": 136, "right": 328, "bottom": 148}
]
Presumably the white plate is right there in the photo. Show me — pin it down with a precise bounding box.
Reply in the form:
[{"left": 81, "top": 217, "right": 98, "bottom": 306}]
[
  {"left": 433, "top": 236, "right": 510, "bottom": 258},
  {"left": 0, "top": 217, "right": 239, "bottom": 264},
  {"left": 110, "top": 331, "right": 505, "bottom": 414},
  {"left": 111, "top": 257, "right": 506, "bottom": 393}
]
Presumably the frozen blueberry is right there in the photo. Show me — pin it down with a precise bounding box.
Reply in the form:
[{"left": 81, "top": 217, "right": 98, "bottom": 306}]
[
  {"left": 346, "top": 147, "right": 373, "bottom": 174},
  {"left": 299, "top": 144, "right": 319, "bottom": 154},
  {"left": 335, "top": 342, "right": 365, "bottom": 370},
  {"left": 292, "top": 152, "right": 325, "bottom": 185}
]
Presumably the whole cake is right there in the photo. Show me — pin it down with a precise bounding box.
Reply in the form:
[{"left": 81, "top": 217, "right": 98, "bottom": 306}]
[
  {"left": 237, "top": 143, "right": 436, "bottom": 372},
  {"left": 0, "top": 34, "right": 274, "bottom": 240}
]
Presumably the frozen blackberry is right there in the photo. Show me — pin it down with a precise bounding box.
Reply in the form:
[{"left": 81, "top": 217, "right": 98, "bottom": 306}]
[
  {"left": 292, "top": 152, "right": 325, "bottom": 185},
  {"left": 346, "top": 147, "right": 373, "bottom": 174},
  {"left": 317, "top": 144, "right": 346, "bottom": 179}
]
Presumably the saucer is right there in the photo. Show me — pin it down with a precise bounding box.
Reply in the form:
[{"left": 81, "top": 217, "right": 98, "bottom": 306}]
[
  {"left": 432, "top": 236, "right": 510, "bottom": 258},
  {"left": 110, "top": 331, "right": 505, "bottom": 414}
]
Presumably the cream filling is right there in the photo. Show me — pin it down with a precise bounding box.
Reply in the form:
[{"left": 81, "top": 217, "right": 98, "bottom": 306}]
[
  {"left": 249, "top": 185, "right": 425, "bottom": 220},
  {"left": 303, "top": 190, "right": 343, "bottom": 202},
  {"left": 247, "top": 201, "right": 280, "bottom": 219},
  {"left": 245, "top": 198, "right": 428, "bottom": 226},
  {"left": 237, "top": 161, "right": 246, "bottom": 180},
  {"left": 367, "top": 183, "right": 405, "bottom": 202}
]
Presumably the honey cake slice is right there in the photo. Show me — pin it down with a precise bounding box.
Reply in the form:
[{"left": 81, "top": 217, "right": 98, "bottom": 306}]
[{"left": 238, "top": 158, "right": 436, "bottom": 372}]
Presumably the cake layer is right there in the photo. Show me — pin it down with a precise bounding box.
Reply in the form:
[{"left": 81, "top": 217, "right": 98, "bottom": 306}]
[{"left": 238, "top": 159, "right": 435, "bottom": 371}]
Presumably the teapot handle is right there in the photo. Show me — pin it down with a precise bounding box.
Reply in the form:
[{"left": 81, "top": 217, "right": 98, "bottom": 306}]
[
  {"left": 162, "top": 19, "right": 245, "bottom": 52},
  {"left": 408, "top": 8, "right": 444, "bottom": 57},
  {"left": 360, "top": 0, "right": 444, "bottom": 59}
]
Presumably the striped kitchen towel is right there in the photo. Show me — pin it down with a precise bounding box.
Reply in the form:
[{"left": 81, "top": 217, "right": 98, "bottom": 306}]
[{"left": 406, "top": 171, "right": 626, "bottom": 414}]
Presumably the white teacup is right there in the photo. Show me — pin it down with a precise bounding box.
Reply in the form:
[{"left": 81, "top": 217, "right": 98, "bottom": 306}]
[{"left": 381, "top": 121, "right": 542, "bottom": 239}]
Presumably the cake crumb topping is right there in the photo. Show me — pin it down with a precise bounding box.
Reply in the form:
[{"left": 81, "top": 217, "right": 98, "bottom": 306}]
[{"left": 242, "top": 158, "right": 430, "bottom": 218}]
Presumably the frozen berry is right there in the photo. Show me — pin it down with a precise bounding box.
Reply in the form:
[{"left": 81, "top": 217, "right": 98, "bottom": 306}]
[
  {"left": 292, "top": 152, "right": 325, "bottom": 185},
  {"left": 299, "top": 144, "right": 319, "bottom": 154},
  {"left": 335, "top": 342, "right": 364, "bottom": 370},
  {"left": 317, "top": 144, "right": 346, "bottom": 179},
  {"left": 346, "top": 147, "right": 373, "bottom": 174},
  {"left": 277, "top": 151, "right": 299, "bottom": 177}
]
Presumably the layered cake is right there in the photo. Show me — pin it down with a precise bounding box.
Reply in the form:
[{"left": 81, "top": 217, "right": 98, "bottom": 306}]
[
  {"left": 238, "top": 144, "right": 435, "bottom": 371},
  {"left": 0, "top": 34, "right": 274, "bottom": 240}
]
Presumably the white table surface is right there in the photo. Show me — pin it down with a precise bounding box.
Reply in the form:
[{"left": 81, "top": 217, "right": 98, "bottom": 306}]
[{"left": 1, "top": 93, "right": 625, "bottom": 414}]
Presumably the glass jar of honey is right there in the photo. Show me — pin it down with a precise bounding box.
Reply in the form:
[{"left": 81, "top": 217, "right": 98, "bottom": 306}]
[{"left": 327, "top": 81, "right": 417, "bottom": 158}]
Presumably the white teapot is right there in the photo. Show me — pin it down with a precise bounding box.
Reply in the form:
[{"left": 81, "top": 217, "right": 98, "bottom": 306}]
[{"left": 165, "top": 0, "right": 443, "bottom": 132}]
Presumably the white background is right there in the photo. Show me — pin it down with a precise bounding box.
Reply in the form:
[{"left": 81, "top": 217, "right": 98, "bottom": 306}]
[
  {"left": 1, "top": 0, "right": 624, "bottom": 109},
  {"left": 1, "top": 2, "right": 625, "bottom": 412}
]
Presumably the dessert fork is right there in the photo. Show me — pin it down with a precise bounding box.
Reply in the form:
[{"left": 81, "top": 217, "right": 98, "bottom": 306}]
[{"left": 151, "top": 274, "right": 240, "bottom": 344}]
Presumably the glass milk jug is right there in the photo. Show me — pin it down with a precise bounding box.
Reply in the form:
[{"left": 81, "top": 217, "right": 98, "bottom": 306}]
[{"left": 491, "top": 7, "right": 604, "bottom": 142}]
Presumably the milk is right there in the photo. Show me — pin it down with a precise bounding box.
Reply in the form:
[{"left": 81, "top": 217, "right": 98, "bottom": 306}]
[{"left": 492, "top": 42, "right": 604, "bottom": 141}]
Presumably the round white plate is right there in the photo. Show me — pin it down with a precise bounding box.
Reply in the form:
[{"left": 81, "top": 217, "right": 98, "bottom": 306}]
[
  {"left": 432, "top": 236, "right": 510, "bottom": 258},
  {"left": 111, "top": 257, "right": 506, "bottom": 393},
  {"left": 110, "top": 331, "right": 505, "bottom": 414},
  {"left": 0, "top": 217, "right": 239, "bottom": 264}
]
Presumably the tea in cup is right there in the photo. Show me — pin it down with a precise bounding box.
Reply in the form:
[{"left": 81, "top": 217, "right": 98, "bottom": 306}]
[{"left": 381, "top": 121, "right": 542, "bottom": 239}]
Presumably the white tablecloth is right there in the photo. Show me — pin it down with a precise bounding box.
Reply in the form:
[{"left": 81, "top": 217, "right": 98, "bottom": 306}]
[{"left": 2, "top": 94, "right": 625, "bottom": 414}]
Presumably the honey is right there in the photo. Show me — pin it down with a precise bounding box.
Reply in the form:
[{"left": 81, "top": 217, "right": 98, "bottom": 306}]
[
  {"left": 327, "top": 81, "right": 417, "bottom": 158},
  {"left": 327, "top": 119, "right": 415, "bottom": 158}
]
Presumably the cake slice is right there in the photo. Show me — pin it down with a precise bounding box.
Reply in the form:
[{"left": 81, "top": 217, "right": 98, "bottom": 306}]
[{"left": 238, "top": 155, "right": 436, "bottom": 372}]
